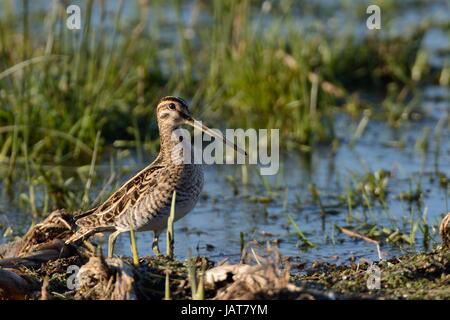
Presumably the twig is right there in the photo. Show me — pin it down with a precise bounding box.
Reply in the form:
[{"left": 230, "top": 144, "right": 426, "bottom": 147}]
[{"left": 339, "top": 227, "right": 382, "bottom": 260}]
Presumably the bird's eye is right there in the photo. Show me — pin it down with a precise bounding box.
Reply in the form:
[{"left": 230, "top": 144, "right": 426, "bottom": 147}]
[{"left": 168, "top": 103, "right": 176, "bottom": 110}]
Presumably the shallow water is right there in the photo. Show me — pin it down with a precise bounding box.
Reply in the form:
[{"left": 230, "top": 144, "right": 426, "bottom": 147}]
[{"left": 1, "top": 86, "right": 448, "bottom": 267}]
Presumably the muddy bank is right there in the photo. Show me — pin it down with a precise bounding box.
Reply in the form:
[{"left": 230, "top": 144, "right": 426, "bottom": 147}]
[
  {"left": 294, "top": 212, "right": 450, "bottom": 300},
  {"left": 0, "top": 211, "right": 448, "bottom": 300},
  {"left": 296, "top": 246, "right": 449, "bottom": 299}
]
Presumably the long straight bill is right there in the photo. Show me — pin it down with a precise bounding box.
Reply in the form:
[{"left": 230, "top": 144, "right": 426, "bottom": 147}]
[{"left": 186, "top": 118, "right": 247, "bottom": 156}]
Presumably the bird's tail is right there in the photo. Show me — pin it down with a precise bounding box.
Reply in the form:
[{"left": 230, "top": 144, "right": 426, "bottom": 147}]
[
  {"left": 65, "top": 207, "right": 98, "bottom": 244},
  {"left": 66, "top": 228, "right": 96, "bottom": 244},
  {"left": 73, "top": 207, "right": 97, "bottom": 222}
]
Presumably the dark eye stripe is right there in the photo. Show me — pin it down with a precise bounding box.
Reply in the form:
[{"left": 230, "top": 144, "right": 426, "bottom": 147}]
[{"left": 160, "top": 112, "right": 170, "bottom": 119}]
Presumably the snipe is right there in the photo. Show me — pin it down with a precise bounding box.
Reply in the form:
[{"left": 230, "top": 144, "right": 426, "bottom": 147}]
[{"left": 66, "top": 96, "right": 245, "bottom": 257}]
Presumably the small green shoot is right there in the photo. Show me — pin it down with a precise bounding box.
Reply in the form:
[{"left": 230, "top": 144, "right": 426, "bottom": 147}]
[{"left": 166, "top": 190, "right": 176, "bottom": 259}]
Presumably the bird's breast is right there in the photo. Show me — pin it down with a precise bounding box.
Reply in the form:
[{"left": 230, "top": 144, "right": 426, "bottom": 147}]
[{"left": 175, "top": 164, "right": 204, "bottom": 210}]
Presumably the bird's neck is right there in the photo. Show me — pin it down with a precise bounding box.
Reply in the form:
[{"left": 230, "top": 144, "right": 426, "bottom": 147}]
[{"left": 158, "top": 122, "right": 182, "bottom": 163}]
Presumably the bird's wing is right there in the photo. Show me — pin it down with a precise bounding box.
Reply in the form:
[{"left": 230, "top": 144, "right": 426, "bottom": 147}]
[{"left": 75, "top": 162, "right": 165, "bottom": 230}]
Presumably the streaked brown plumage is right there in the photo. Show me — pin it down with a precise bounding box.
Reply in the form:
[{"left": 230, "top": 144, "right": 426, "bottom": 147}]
[{"left": 66, "top": 96, "right": 206, "bottom": 257}]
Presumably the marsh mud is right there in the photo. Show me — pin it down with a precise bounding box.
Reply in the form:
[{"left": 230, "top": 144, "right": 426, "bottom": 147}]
[{"left": 296, "top": 246, "right": 449, "bottom": 299}]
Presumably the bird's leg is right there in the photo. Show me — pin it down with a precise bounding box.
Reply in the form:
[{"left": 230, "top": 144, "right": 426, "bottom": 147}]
[
  {"left": 108, "top": 230, "right": 121, "bottom": 258},
  {"left": 152, "top": 231, "right": 161, "bottom": 256}
]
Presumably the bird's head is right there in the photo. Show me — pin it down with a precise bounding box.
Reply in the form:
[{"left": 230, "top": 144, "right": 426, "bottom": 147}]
[
  {"left": 156, "top": 96, "right": 191, "bottom": 127},
  {"left": 156, "top": 96, "right": 246, "bottom": 156}
]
